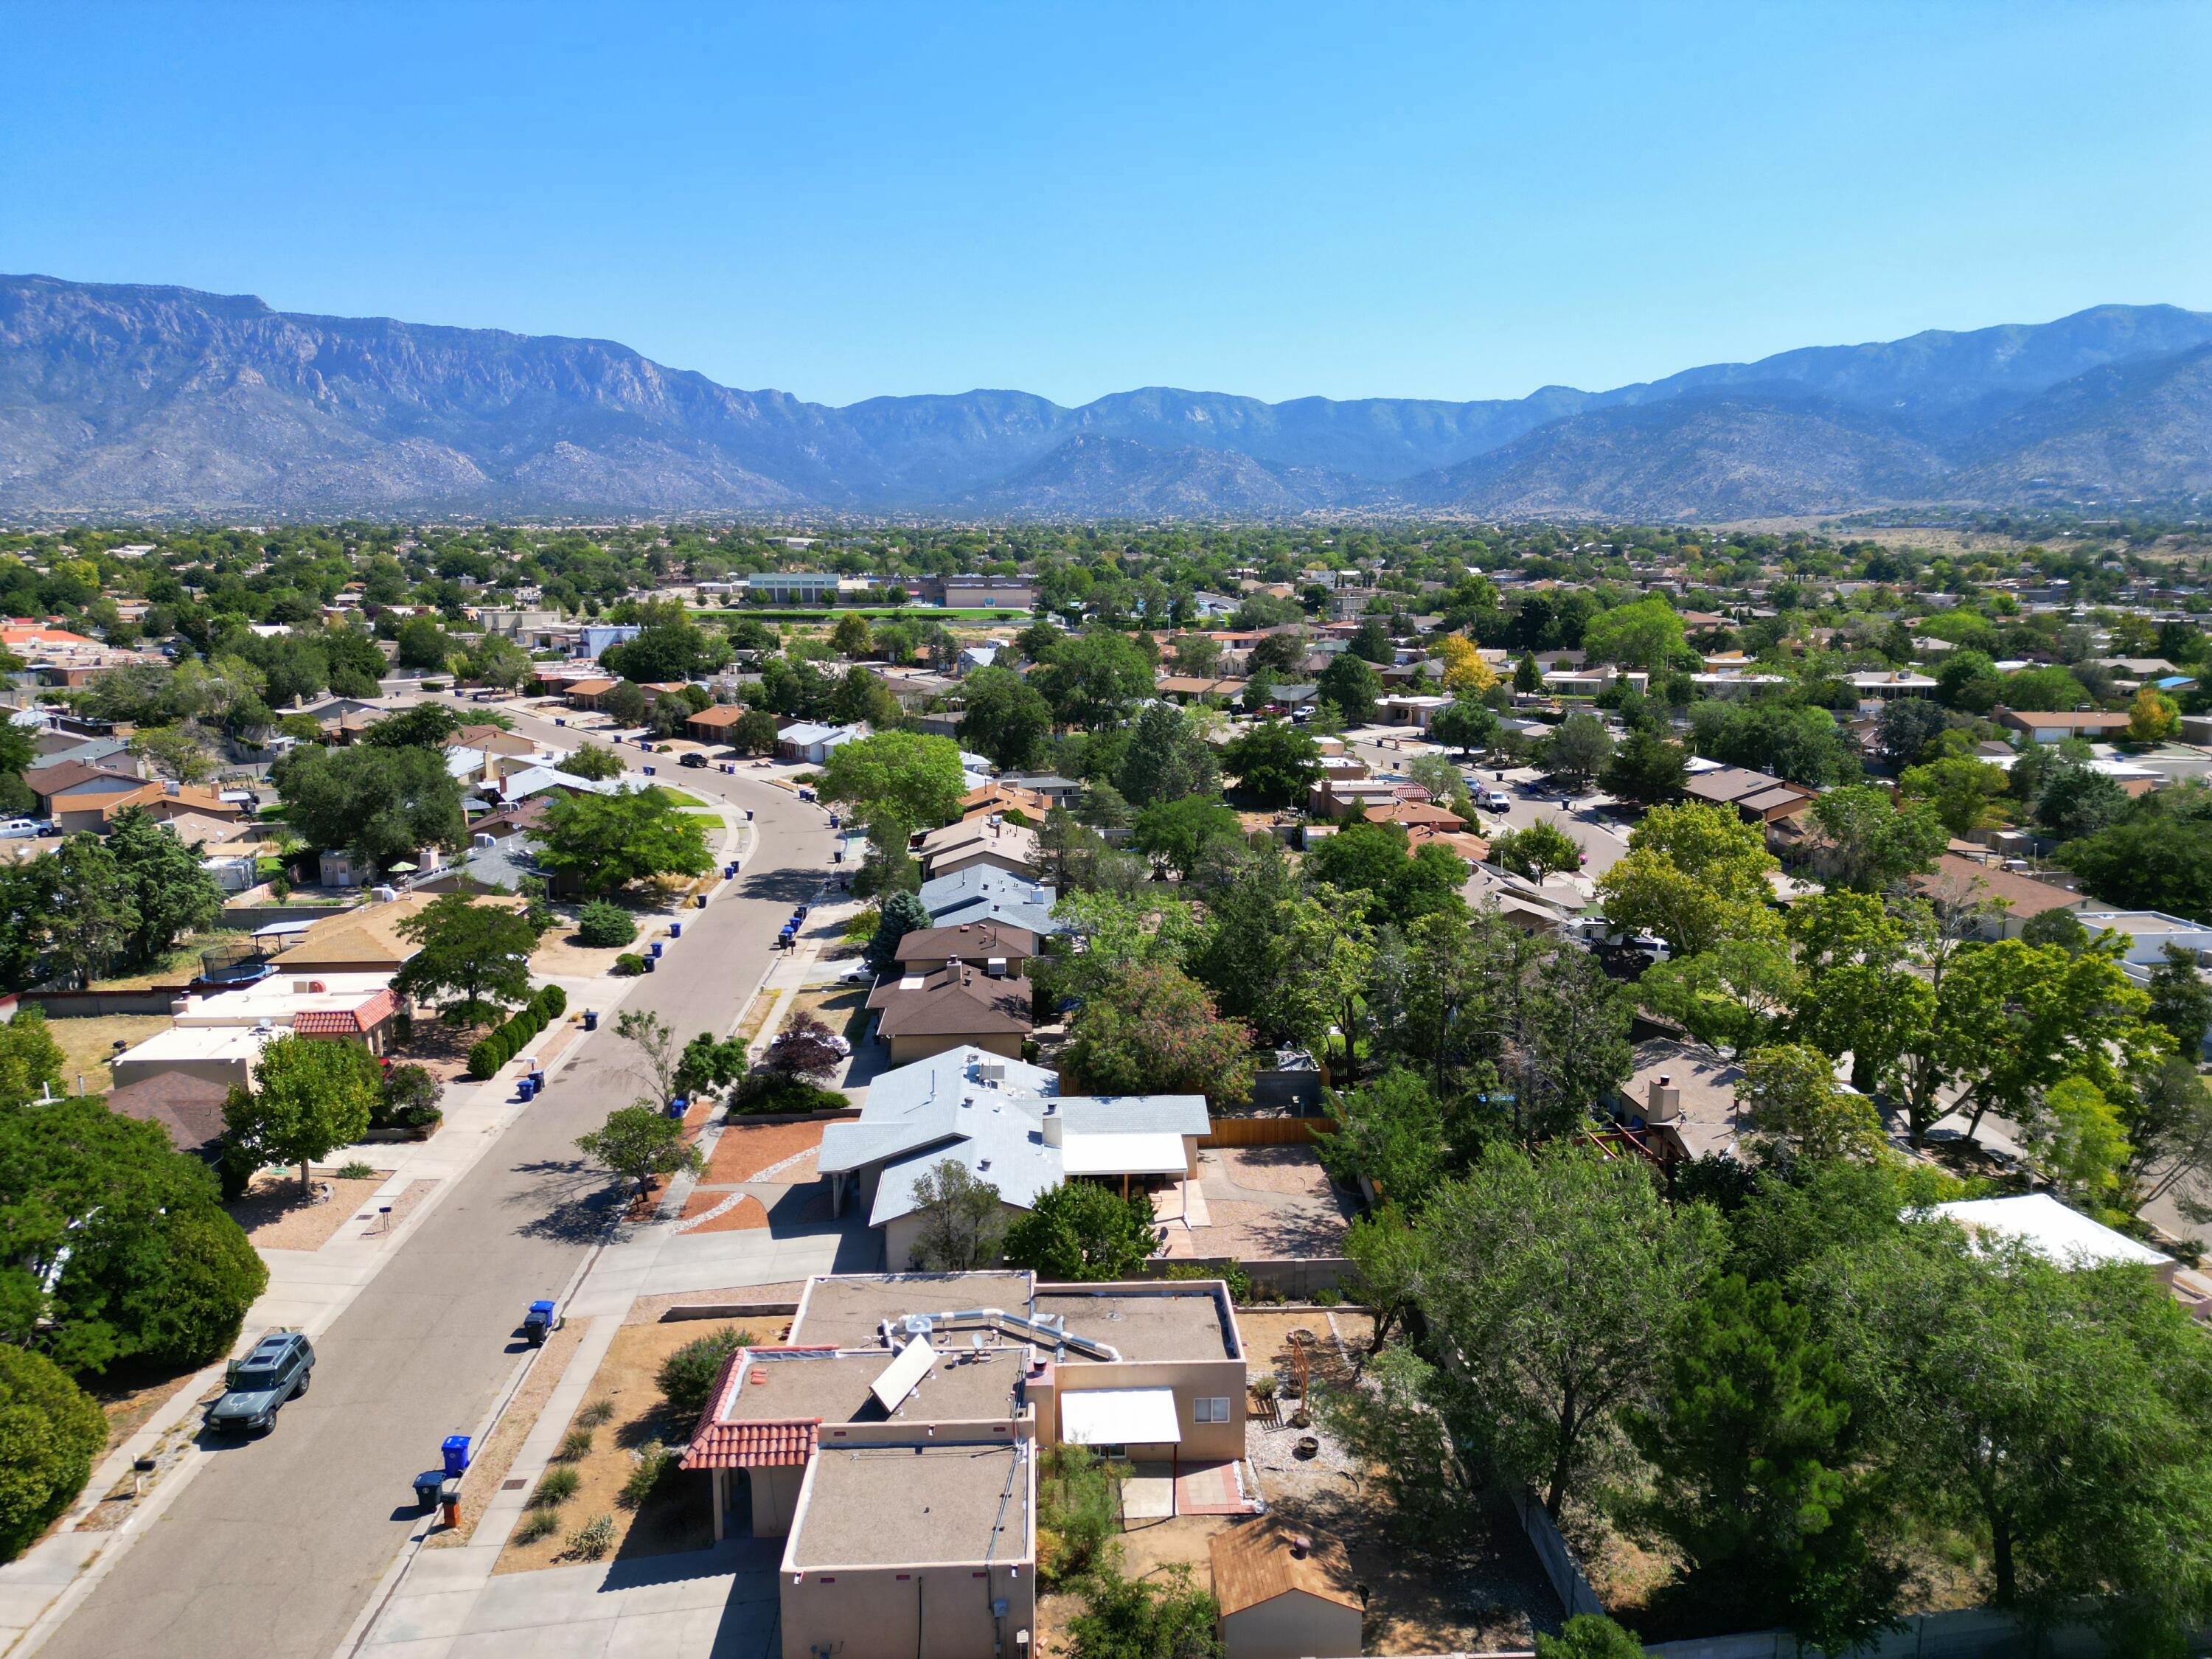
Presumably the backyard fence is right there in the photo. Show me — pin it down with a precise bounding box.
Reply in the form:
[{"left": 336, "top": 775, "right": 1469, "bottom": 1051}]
[{"left": 1199, "top": 1115, "right": 1334, "bottom": 1147}]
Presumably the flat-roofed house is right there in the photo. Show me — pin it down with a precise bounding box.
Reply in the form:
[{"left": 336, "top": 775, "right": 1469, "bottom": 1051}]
[{"left": 681, "top": 1269, "right": 1251, "bottom": 1659}]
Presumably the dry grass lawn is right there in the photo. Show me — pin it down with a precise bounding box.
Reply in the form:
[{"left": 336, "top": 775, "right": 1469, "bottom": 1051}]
[
  {"left": 226, "top": 1169, "right": 392, "bottom": 1251},
  {"left": 787, "top": 986, "right": 869, "bottom": 1046},
  {"left": 495, "top": 1319, "right": 761, "bottom": 1573},
  {"left": 45, "top": 1012, "right": 175, "bottom": 1096}
]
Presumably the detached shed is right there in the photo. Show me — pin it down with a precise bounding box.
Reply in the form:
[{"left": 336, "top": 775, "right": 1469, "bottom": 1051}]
[{"left": 1208, "top": 1516, "right": 1363, "bottom": 1659}]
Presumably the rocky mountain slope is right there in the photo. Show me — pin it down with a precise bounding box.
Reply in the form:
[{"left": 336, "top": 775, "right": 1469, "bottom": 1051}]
[{"left": 3, "top": 274, "right": 2208, "bottom": 519}]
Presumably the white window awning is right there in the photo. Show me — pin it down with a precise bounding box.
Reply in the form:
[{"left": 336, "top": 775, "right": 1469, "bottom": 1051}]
[
  {"left": 1060, "top": 1387, "right": 1181, "bottom": 1447},
  {"left": 1060, "top": 1131, "right": 1188, "bottom": 1178}
]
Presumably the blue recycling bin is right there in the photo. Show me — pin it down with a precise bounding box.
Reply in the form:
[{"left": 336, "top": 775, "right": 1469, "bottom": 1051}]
[
  {"left": 696, "top": 894, "right": 709, "bottom": 908},
  {"left": 647, "top": 940, "right": 663, "bottom": 958},
  {"left": 667, "top": 1096, "right": 686, "bottom": 1119},
  {"left": 723, "top": 863, "right": 737, "bottom": 877},
  {"left": 669, "top": 921, "right": 682, "bottom": 939},
  {"left": 744, "top": 809, "right": 754, "bottom": 821},
  {"left": 643, "top": 765, "right": 655, "bottom": 776},
  {"left": 442, "top": 1435, "right": 471, "bottom": 1476},
  {"left": 582, "top": 1009, "right": 598, "bottom": 1032},
  {"left": 517, "top": 1076, "right": 535, "bottom": 1101}
]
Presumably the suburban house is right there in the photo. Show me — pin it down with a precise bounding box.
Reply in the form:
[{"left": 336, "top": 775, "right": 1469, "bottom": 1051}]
[
  {"left": 958, "top": 781, "right": 1052, "bottom": 821},
  {"left": 1374, "top": 692, "right": 1453, "bottom": 730},
  {"left": 267, "top": 891, "right": 526, "bottom": 975},
  {"left": 915, "top": 818, "right": 1042, "bottom": 882},
  {"left": 995, "top": 773, "right": 1083, "bottom": 808},
  {"left": 1994, "top": 706, "right": 2136, "bottom": 743},
  {"left": 776, "top": 720, "right": 868, "bottom": 765},
  {"left": 817, "top": 1047, "right": 1208, "bottom": 1265},
  {"left": 1910, "top": 853, "right": 2088, "bottom": 939},
  {"left": 1848, "top": 669, "right": 1941, "bottom": 700},
  {"left": 681, "top": 703, "right": 751, "bottom": 745},
  {"left": 920, "top": 867, "right": 1065, "bottom": 935},
  {"left": 890, "top": 922, "right": 1039, "bottom": 980},
  {"left": 866, "top": 964, "right": 1033, "bottom": 1064},
  {"left": 1208, "top": 1517, "right": 1366, "bottom": 1659},
  {"left": 1681, "top": 764, "right": 1814, "bottom": 825},
  {"left": 561, "top": 677, "right": 619, "bottom": 710},
  {"left": 1613, "top": 1038, "right": 1746, "bottom": 1165},
  {"left": 681, "top": 1269, "right": 1251, "bottom": 1659},
  {"left": 24, "top": 758, "right": 146, "bottom": 829},
  {"left": 104, "top": 1070, "right": 233, "bottom": 1164},
  {"left": 166, "top": 972, "right": 408, "bottom": 1052}
]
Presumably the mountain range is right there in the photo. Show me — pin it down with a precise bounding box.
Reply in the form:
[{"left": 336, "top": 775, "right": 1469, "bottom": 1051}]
[{"left": 3, "top": 273, "right": 2209, "bottom": 521}]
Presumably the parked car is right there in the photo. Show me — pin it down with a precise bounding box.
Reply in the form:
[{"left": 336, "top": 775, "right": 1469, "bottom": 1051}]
[
  {"left": 679, "top": 751, "right": 709, "bottom": 768},
  {"left": 205, "top": 1330, "right": 315, "bottom": 1435},
  {"left": 1480, "top": 788, "right": 1512, "bottom": 814},
  {"left": 0, "top": 818, "right": 47, "bottom": 839}
]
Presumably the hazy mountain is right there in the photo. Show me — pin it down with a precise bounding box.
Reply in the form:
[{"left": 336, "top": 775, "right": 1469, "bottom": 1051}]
[
  {"left": 956, "top": 433, "right": 1374, "bottom": 518},
  {"left": 3, "top": 272, "right": 2208, "bottom": 519}
]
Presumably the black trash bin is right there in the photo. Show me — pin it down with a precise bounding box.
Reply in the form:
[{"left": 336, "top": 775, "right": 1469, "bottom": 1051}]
[{"left": 413, "top": 1470, "right": 446, "bottom": 1511}]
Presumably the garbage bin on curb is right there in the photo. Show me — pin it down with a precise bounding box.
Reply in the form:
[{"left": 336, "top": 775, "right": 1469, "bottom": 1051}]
[
  {"left": 696, "top": 894, "right": 709, "bottom": 908},
  {"left": 439, "top": 1477, "right": 462, "bottom": 1529},
  {"left": 442, "top": 1435, "right": 472, "bottom": 1477},
  {"left": 413, "top": 1470, "right": 446, "bottom": 1511},
  {"left": 517, "top": 1076, "right": 535, "bottom": 1101},
  {"left": 641, "top": 956, "right": 656, "bottom": 973},
  {"left": 582, "top": 1009, "right": 598, "bottom": 1032},
  {"left": 669, "top": 921, "right": 683, "bottom": 939}
]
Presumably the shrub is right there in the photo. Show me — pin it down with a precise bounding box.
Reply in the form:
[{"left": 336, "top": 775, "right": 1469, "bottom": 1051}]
[
  {"left": 576, "top": 900, "right": 636, "bottom": 949},
  {"left": 0, "top": 1345, "right": 107, "bottom": 1560},
  {"left": 378, "top": 1063, "right": 445, "bottom": 1130},
  {"left": 657, "top": 1327, "right": 753, "bottom": 1417},
  {"left": 514, "top": 1509, "right": 560, "bottom": 1545},
  {"left": 620, "top": 1442, "right": 673, "bottom": 1509},
  {"left": 1037, "top": 1445, "right": 1122, "bottom": 1585},
  {"left": 725, "top": 1074, "right": 849, "bottom": 1116},
  {"left": 842, "top": 909, "right": 880, "bottom": 943},
  {"left": 467, "top": 1040, "right": 503, "bottom": 1079},
  {"left": 335, "top": 1161, "right": 377, "bottom": 1180},
  {"left": 538, "top": 984, "right": 568, "bottom": 1020},
  {"left": 532, "top": 1466, "right": 580, "bottom": 1508},
  {"left": 576, "top": 1399, "right": 615, "bottom": 1429},
  {"left": 556, "top": 1427, "right": 594, "bottom": 1461},
  {"left": 565, "top": 1513, "right": 616, "bottom": 1561},
  {"left": 613, "top": 953, "right": 645, "bottom": 977},
  {"left": 1164, "top": 1259, "right": 1253, "bottom": 1304},
  {"left": 133, "top": 1202, "right": 269, "bottom": 1369}
]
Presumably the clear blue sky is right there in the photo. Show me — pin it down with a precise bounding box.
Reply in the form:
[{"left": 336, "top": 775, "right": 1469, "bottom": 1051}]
[{"left": 5, "top": 2, "right": 2208, "bottom": 408}]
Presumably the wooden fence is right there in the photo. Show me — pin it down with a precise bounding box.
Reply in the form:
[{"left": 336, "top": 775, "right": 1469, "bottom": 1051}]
[{"left": 1199, "top": 1115, "right": 1335, "bottom": 1148}]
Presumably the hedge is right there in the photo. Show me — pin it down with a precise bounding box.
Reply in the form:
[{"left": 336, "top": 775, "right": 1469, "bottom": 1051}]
[{"left": 466, "top": 986, "right": 570, "bottom": 1079}]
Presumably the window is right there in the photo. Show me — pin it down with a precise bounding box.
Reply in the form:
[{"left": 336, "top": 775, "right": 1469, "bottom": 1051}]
[{"left": 1193, "top": 1397, "right": 1231, "bottom": 1424}]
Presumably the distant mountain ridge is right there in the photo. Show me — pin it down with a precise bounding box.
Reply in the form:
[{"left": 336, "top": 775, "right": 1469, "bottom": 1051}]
[{"left": 3, "top": 273, "right": 2209, "bottom": 520}]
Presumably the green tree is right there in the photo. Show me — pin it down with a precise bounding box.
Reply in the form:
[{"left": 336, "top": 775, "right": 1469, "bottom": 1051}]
[
  {"left": 0, "top": 1096, "right": 265, "bottom": 1373},
  {"left": 1430, "top": 695, "right": 1499, "bottom": 757},
  {"left": 1130, "top": 794, "right": 1242, "bottom": 879},
  {"left": 867, "top": 888, "right": 935, "bottom": 973},
  {"left": 394, "top": 616, "right": 453, "bottom": 670},
  {"left": 2060, "top": 816, "right": 2212, "bottom": 922},
  {"left": 604, "top": 679, "right": 650, "bottom": 726},
  {"left": 46, "top": 836, "right": 136, "bottom": 988},
  {"left": 1514, "top": 651, "right": 1542, "bottom": 694},
  {"left": 1597, "top": 801, "right": 1781, "bottom": 956},
  {"left": 1065, "top": 1560, "right": 1221, "bottom": 1659},
  {"left": 557, "top": 743, "right": 624, "bottom": 781},
  {"left": 1488, "top": 821, "right": 1581, "bottom": 880},
  {"left": 1534, "top": 1617, "right": 1648, "bottom": 1659},
  {"left": 535, "top": 785, "right": 712, "bottom": 894},
  {"left": 223, "top": 1033, "right": 381, "bottom": 1195},
  {"left": 2128, "top": 684, "right": 2180, "bottom": 744},
  {"left": 1737, "top": 1042, "right": 1886, "bottom": 1169},
  {"left": 1583, "top": 597, "right": 1686, "bottom": 672},
  {"left": 1632, "top": 1276, "right": 1893, "bottom": 1651},
  {"left": 1543, "top": 710, "right": 1615, "bottom": 787},
  {"left": 2146, "top": 941, "right": 2212, "bottom": 1058},
  {"left": 0, "top": 1009, "right": 64, "bottom": 1107},
  {"left": 1317, "top": 653, "right": 1380, "bottom": 723},
  {"left": 906, "top": 1159, "right": 1008, "bottom": 1270},
  {"left": 127, "top": 724, "right": 218, "bottom": 787},
  {"left": 828, "top": 611, "right": 874, "bottom": 658},
  {"left": 104, "top": 807, "right": 224, "bottom": 966},
  {"left": 1416, "top": 1144, "right": 1718, "bottom": 1517},
  {"left": 729, "top": 707, "right": 780, "bottom": 754},
  {"left": 392, "top": 891, "right": 541, "bottom": 1025},
  {"left": 1601, "top": 726, "right": 1688, "bottom": 806},
  {"left": 458, "top": 633, "right": 532, "bottom": 691},
  {"left": 1002, "top": 1180, "right": 1156, "bottom": 1281},
  {"left": 1638, "top": 936, "right": 1801, "bottom": 1056},
  {"left": 1220, "top": 719, "right": 1318, "bottom": 807},
  {"left": 0, "top": 1345, "right": 107, "bottom": 1562},
  {"left": 2034, "top": 757, "right": 2128, "bottom": 841},
  {"left": 1116, "top": 704, "right": 1220, "bottom": 808},
  {"left": 1809, "top": 785, "right": 1947, "bottom": 892},
  {"left": 1064, "top": 961, "right": 1254, "bottom": 1102},
  {"left": 1874, "top": 696, "right": 1950, "bottom": 768},
  {"left": 956, "top": 665, "right": 1054, "bottom": 771},
  {"left": 361, "top": 702, "right": 459, "bottom": 748},
  {"left": 575, "top": 1104, "right": 703, "bottom": 1197},
  {"left": 820, "top": 731, "right": 965, "bottom": 831},
  {"left": 273, "top": 743, "right": 466, "bottom": 875},
  {"left": 1320, "top": 1069, "right": 1447, "bottom": 1210},
  {"left": 1031, "top": 630, "right": 1152, "bottom": 730},
  {"left": 1899, "top": 756, "right": 2010, "bottom": 838}
]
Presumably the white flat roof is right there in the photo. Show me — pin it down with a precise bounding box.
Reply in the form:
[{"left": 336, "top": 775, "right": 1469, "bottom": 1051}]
[
  {"left": 1060, "top": 1131, "right": 1189, "bottom": 1178},
  {"left": 1060, "top": 1387, "right": 1181, "bottom": 1447},
  {"left": 116, "top": 1026, "right": 274, "bottom": 1062},
  {"left": 1933, "top": 1194, "right": 2171, "bottom": 1270}
]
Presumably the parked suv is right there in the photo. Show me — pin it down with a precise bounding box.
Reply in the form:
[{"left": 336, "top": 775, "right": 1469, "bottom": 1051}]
[
  {"left": 679, "top": 751, "right": 709, "bottom": 768},
  {"left": 205, "top": 1331, "right": 315, "bottom": 1434},
  {"left": 1480, "top": 787, "right": 1512, "bottom": 815}
]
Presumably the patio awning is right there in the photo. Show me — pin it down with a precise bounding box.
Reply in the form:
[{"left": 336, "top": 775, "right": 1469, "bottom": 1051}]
[
  {"left": 1060, "top": 1131, "right": 1188, "bottom": 1178},
  {"left": 1060, "top": 1388, "right": 1181, "bottom": 1447}
]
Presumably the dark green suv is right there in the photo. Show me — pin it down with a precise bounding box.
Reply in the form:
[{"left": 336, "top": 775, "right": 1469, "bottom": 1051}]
[{"left": 206, "top": 1331, "right": 315, "bottom": 1435}]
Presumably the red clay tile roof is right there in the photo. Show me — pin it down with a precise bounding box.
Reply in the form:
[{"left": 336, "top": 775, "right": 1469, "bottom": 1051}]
[
  {"left": 683, "top": 1418, "right": 821, "bottom": 1470},
  {"left": 292, "top": 990, "right": 400, "bottom": 1036}
]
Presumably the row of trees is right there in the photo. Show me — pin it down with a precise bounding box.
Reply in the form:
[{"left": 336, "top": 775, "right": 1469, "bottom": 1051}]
[{"left": 0, "top": 808, "right": 226, "bottom": 992}]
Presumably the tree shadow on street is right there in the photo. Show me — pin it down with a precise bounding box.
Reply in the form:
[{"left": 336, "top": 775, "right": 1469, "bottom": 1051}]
[{"left": 508, "top": 1155, "right": 627, "bottom": 1244}]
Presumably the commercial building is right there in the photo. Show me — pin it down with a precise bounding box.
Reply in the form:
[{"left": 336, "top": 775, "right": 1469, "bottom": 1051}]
[{"left": 744, "top": 571, "right": 845, "bottom": 605}]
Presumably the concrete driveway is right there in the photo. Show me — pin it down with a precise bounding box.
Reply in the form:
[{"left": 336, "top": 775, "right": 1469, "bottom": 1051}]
[{"left": 33, "top": 714, "right": 837, "bottom": 1659}]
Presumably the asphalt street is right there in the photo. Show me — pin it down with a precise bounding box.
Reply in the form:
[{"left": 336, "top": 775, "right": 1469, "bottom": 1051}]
[{"left": 38, "top": 706, "right": 835, "bottom": 1659}]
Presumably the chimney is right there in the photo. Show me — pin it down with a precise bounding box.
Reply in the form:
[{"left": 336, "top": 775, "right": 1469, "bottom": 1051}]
[
  {"left": 1646, "top": 1074, "right": 1681, "bottom": 1125},
  {"left": 1042, "top": 1103, "right": 1063, "bottom": 1147},
  {"left": 946, "top": 956, "right": 963, "bottom": 976}
]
